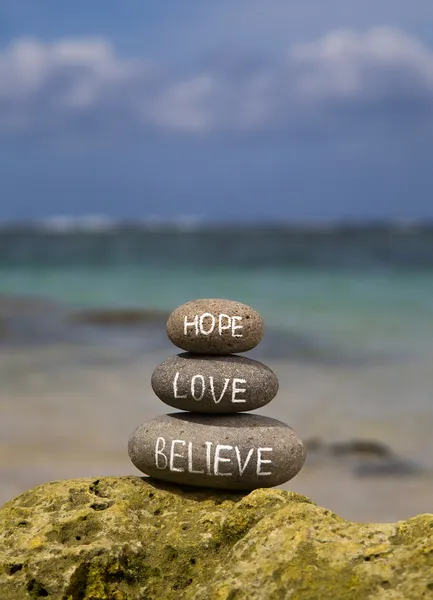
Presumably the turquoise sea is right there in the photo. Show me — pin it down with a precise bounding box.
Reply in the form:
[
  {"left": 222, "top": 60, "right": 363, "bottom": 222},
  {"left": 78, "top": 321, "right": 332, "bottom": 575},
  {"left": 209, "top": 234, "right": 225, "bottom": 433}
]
[{"left": 1, "top": 224, "right": 433, "bottom": 359}]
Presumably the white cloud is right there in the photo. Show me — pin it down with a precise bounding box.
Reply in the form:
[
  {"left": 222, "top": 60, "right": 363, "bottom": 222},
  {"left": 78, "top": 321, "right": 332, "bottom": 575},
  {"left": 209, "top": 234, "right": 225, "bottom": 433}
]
[
  {"left": 147, "top": 76, "right": 217, "bottom": 133},
  {"left": 0, "top": 28, "right": 433, "bottom": 141},
  {"left": 291, "top": 28, "right": 433, "bottom": 98}
]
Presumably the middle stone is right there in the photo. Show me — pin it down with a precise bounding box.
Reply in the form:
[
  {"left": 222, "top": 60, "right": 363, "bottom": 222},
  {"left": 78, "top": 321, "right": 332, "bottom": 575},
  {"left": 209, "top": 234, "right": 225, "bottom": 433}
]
[{"left": 151, "top": 353, "right": 279, "bottom": 413}]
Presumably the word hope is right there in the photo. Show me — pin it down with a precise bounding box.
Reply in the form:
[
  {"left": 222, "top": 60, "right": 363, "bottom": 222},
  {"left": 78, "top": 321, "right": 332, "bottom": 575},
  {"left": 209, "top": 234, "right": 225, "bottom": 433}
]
[{"left": 184, "top": 313, "right": 243, "bottom": 337}]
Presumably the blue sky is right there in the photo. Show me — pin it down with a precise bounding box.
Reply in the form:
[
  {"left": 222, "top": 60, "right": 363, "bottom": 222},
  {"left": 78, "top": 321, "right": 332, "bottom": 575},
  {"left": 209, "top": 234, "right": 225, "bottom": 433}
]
[{"left": 1, "top": 1, "right": 433, "bottom": 221}]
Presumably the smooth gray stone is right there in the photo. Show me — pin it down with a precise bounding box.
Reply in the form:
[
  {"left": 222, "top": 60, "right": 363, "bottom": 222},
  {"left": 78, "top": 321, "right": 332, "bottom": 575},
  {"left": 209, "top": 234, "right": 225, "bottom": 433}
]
[
  {"left": 128, "top": 413, "right": 306, "bottom": 490},
  {"left": 166, "top": 298, "right": 264, "bottom": 355},
  {"left": 151, "top": 353, "right": 279, "bottom": 413}
]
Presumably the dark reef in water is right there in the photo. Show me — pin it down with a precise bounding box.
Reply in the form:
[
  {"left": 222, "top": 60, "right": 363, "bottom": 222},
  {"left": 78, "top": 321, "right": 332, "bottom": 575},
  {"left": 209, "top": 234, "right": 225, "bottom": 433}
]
[
  {"left": 305, "top": 438, "right": 427, "bottom": 477},
  {"left": 70, "top": 308, "right": 170, "bottom": 326},
  {"left": 0, "top": 294, "right": 395, "bottom": 366}
]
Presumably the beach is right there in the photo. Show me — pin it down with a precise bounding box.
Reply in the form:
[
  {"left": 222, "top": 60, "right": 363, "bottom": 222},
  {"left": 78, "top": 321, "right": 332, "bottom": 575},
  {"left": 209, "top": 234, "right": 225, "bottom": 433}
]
[{"left": 1, "top": 226, "right": 433, "bottom": 522}]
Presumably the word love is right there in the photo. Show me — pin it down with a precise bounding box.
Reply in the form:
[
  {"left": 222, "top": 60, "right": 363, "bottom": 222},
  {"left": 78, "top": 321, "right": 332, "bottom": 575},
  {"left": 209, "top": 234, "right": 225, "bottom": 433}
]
[
  {"left": 155, "top": 436, "right": 273, "bottom": 477},
  {"left": 152, "top": 355, "right": 278, "bottom": 413},
  {"left": 184, "top": 313, "right": 243, "bottom": 337},
  {"left": 173, "top": 371, "right": 246, "bottom": 404}
]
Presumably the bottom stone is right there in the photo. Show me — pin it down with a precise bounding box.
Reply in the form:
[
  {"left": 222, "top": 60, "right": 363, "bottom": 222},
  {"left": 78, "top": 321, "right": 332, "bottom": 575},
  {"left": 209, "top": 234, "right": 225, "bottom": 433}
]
[{"left": 128, "top": 413, "right": 306, "bottom": 490}]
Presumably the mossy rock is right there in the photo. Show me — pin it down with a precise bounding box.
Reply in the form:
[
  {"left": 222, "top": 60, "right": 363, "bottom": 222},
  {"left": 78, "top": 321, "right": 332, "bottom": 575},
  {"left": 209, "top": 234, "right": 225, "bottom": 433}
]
[{"left": 1, "top": 476, "right": 433, "bottom": 599}]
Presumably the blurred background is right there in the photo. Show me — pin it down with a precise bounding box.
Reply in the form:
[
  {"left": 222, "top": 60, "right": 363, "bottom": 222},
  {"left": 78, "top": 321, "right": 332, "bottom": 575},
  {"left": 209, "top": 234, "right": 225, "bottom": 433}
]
[{"left": 1, "top": 1, "right": 433, "bottom": 522}]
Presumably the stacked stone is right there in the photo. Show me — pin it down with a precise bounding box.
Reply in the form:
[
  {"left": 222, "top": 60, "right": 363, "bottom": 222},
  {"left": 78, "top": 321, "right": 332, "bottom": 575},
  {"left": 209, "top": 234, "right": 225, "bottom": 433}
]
[{"left": 128, "top": 299, "right": 306, "bottom": 490}]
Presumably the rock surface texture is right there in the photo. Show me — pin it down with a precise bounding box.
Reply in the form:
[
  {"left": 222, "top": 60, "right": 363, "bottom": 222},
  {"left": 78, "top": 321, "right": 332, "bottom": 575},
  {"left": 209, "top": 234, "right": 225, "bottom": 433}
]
[
  {"left": 138, "top": 298, "right": 305, "bottom": 490},
  {"left": 128, "top": 414, "right": 305, "bottom": 489},
  {"left": 166, "top": 298, "right": 264, "bottom": 354},
  {"left": 1, "top": 476, "right": 433, "bottom": 600},
  {"left": 151, "top": 353, "right": 279, "bottom": 413}
]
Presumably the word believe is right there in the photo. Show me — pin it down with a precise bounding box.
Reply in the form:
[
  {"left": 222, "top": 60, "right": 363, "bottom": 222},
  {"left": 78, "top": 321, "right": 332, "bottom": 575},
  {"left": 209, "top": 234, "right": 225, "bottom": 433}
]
[
  {"left": 155, "top": 437, "right": 273, "bottom": 477},
  {"left": 173, "top": 371, "right": 247, "bottom": 403},
  {"left": 184, "top": 313, "right": 243, "bottom": 337}
]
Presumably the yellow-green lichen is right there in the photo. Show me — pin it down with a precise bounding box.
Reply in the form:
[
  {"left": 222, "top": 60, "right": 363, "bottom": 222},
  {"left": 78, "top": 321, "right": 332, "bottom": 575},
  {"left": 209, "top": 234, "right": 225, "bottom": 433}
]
[{"left": 0, "top": 476, "right": 432, "bottom": 599}]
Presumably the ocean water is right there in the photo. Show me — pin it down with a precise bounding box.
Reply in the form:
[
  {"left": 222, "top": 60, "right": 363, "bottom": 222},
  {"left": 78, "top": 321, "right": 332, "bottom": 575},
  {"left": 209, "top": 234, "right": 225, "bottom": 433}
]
[{"left": 1, "top": 225, "right": 433, "bottom": 358}]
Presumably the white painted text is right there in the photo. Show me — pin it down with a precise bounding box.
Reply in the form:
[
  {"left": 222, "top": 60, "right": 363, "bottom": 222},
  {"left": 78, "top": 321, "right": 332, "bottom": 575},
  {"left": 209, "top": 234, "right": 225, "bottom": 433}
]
[
  {"left": 183, "top": 313, "right": 243, "bottom": 337},
  {"left": 154, "top": 437, "right": 273, "bottom": 477},
  {"left": 173, "top": 371, "right": 247, "bottom": 403}
]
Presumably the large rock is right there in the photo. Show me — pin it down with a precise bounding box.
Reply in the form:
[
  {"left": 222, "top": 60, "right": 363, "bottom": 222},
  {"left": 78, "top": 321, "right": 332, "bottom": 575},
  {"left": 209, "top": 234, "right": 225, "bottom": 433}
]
[
  {"left": 128, "top": 414, "right": 305, "bottom": 489},
  {"left": 1, "top": 477, "right": 432, "bottom": 600}
]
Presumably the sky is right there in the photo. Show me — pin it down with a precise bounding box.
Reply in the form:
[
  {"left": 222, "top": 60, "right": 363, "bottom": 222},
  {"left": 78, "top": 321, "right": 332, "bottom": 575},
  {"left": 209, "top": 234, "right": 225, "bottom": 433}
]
[{"left": 1, "top": 1, "right": 433, "bottom": 222}]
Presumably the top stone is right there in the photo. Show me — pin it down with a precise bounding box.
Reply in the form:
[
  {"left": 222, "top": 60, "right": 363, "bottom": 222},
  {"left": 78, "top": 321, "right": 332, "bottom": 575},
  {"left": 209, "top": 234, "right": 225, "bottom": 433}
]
[{"left": 166, "top": 298, "right": 264, "bottom": 354}]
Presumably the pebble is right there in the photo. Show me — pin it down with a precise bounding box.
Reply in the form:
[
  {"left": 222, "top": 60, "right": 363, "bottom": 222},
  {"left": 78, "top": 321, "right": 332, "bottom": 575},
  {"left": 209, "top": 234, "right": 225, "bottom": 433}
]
[
  {"left": 151, "top": 353, "right": 279, "bottom": 413},
  {"left": 166, "top": 298, "right": 264, "bottom": 354},
  {"left": 128, "top": 413, "right": 306, "bottom": 490}
]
